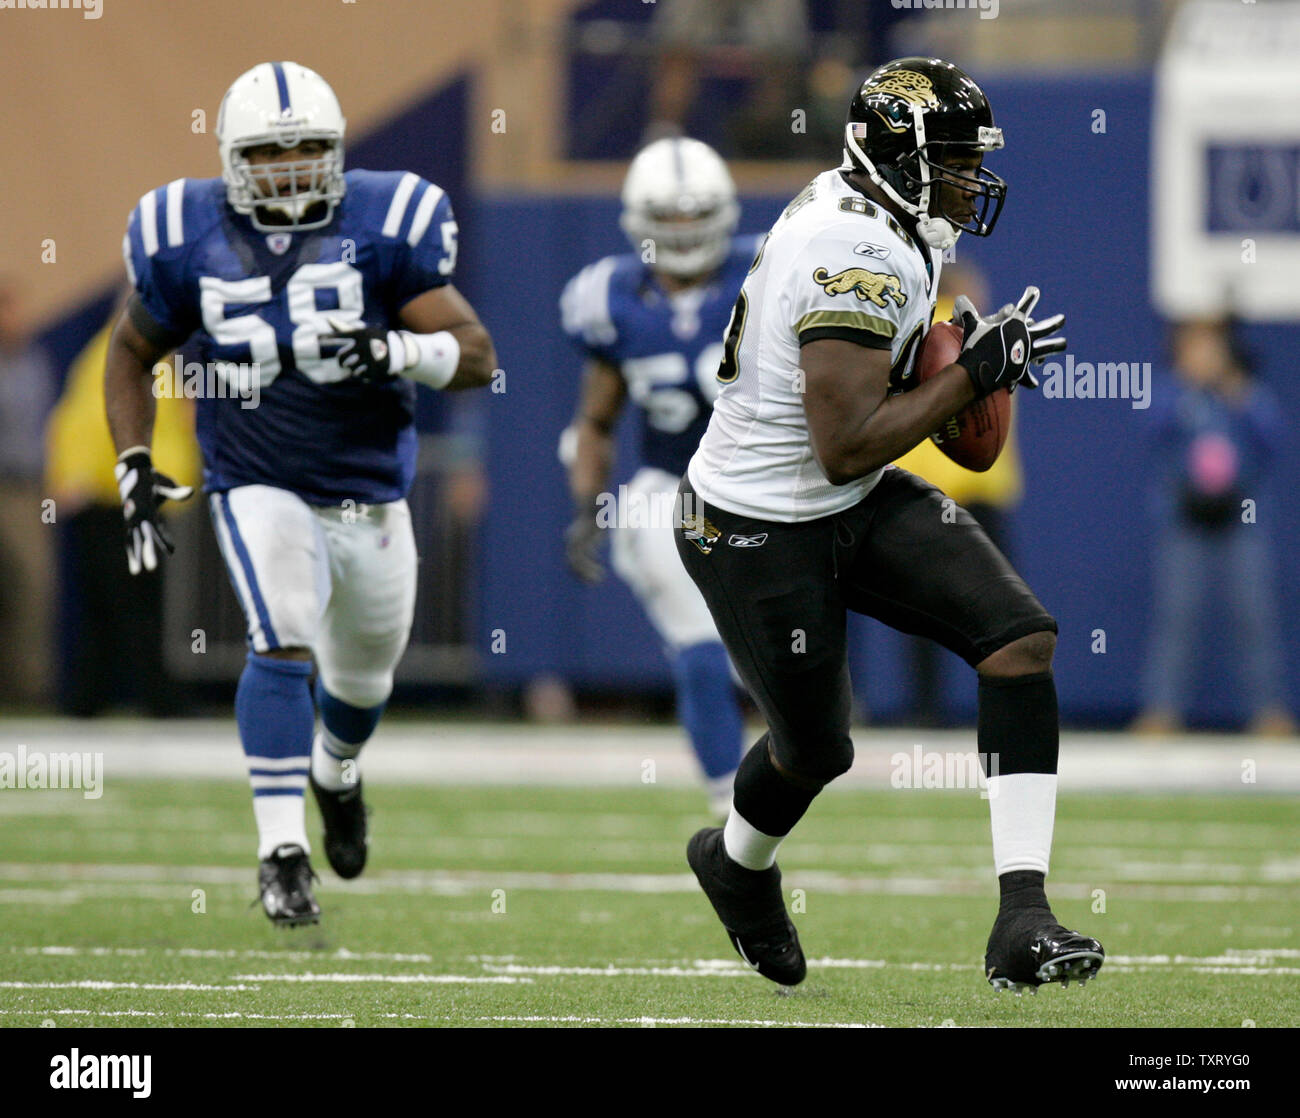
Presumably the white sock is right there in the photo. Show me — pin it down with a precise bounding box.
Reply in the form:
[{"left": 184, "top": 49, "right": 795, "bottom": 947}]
[
  {"left": 311, "top": 728, "right": 362, "bottom": 792},
  {"left": 987, "top": 772, "right": 1057, "bottom": 876},
  {"left": 723, "top": 807, "right": 784, "bottom": 871},
  {"left": 254, "top": 795, "right": 309, "bottom": 860}
]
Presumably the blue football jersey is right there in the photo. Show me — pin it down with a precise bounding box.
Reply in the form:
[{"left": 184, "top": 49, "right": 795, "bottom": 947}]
[
  {"left": 560, "top": 237, "right": 760, "bottom": 477},
  {"left": 122, "top": 170, "right": 458, "bottom": 505}
]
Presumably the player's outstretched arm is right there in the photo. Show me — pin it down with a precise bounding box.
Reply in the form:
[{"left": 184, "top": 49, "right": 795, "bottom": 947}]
[
  {"left": 104, "top": 299, "right": 194, "bottom": 574},
  {"left": 801, "top": 338, "right": 976, "bottom": 484},
  {"left": 105, "top": 299, "right": 169, "bottom": 455},
  {"left": 397, "top": 284, "right": 497, "bottom": 390}
]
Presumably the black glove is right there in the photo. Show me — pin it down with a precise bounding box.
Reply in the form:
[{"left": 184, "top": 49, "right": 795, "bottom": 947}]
[
  {"left": 564, "top": 500, "right": 606, "bottom": 585},
  {"left": 321, "top": 316, "right": 403, "bottom": 384},
  {"left": 114, "top": 448, "right": 194, "bottom": 575},
  {"left": 953, "top": 286, "right": 1066, "bottom": 398}
]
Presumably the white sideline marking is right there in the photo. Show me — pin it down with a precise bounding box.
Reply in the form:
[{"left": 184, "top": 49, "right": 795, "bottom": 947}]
[
  {"left": 2, "top": 718, "right": 1297, "bottom": 791},
  {"left": 0, "top": 1008, "right": 875, "bottom": 1027},
  {"left": 0, "top": 980, "right": 258, "bottom": 991},
  {"left": 390, "top": 1014, "right": 878, "bottom": 1028},
  {"left": 0, "top": 1009, "right": 358, "bottom": 1021},
  {"left": 230, "top": 972, "right": 532, "bottom": 985}
]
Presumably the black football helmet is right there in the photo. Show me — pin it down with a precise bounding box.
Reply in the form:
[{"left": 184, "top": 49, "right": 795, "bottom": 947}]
[{"left": 843, "top": 57, "right": 1006, "bottom": 249}]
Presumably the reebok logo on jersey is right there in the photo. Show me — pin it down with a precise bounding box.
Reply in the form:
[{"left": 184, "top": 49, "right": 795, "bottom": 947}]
[
  {"left": 812, "top": 267, "right": 906, "bottom": 309},
  {"left": 852, "top": 241, "right": 891, "bottom": 260},
  {"left": 727, "top": 533, "right": 768, "bottom": 548}
]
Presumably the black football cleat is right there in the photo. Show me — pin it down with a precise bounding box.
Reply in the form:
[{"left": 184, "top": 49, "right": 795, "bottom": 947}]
[
  {"left": 985, "top": 912, "right": 1104, "bottom": 994},
  {"left": 310, "top": 773, "right": 369, "bottom": 879},
  {"left": 258, "top": 843, "right": 321, "bottom": 928},
  {"left": 687, "top": 827, "right": 806, "bottom": 987}
]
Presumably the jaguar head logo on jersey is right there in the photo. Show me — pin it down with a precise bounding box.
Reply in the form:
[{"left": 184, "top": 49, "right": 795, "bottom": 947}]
[
  {"left": 218, "top": 61, "right": 347, "bottom": 233},
  {"left": 813, "top": 267, "right": 907, "bottom": 309},
  {"left": 620, "top": 138, "right": 740, "bottom": 279},
  {"left": 842, "top": 57, "right": 1006, "bottom": 251}
]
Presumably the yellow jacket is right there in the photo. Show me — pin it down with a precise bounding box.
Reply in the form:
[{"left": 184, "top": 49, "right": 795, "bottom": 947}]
[
  {"left": 45, "top": 323, "right": 202, "bottom": 507},
  {"left": 892, "top": 295, "right": 1023, "bottom": 508}
]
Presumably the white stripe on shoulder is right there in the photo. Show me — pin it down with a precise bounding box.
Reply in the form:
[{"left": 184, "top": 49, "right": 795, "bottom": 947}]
[
  {"left": 577, "top": 257, "right": 618, "bottom": 347},
  {"left": 406, "top": 182, "right": 445, "bottom": 247},
  {"left": 140, "top": 190, "right": 160, "bottom": 257},
  {"left": 165, "top": 179, "right": 186, "bottom": 248},
  {"left": 382, "top": 172, "right": 420, "bottom": 238}
]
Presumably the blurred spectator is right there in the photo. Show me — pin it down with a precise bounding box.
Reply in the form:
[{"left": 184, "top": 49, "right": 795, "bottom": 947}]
[
  {"left": 0, "top": 278, "right": 58, "bottom": 706},
  {"left": 646, "top": 0, "right": 815, "bottom": 157},
  {"left": 1134, "top": 317, "right": 1296, "bottom": 737},
  {"left": 893, "top": 262, "right": 1023, "bottom": 726},
  {"left": 44, "top": 301, "right": 201, "bottom": 716}
]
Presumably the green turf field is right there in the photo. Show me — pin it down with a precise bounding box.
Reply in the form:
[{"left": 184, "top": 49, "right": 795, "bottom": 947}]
[{"left": 1, "top": 780, "right": 1296, "bottom": 1027}]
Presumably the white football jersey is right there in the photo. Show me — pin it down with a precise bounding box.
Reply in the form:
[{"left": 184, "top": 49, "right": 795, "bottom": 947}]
[{"left": 687, "top": 169, "right": 941, "bottom": 522}]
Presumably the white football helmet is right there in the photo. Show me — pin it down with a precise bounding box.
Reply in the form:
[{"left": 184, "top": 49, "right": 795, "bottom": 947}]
[
  {"left": 620, "top": 138, "right": 740, "bottom": 278},
  {"left": 217, "top": 61, "right": 347, "bottom": 232}
]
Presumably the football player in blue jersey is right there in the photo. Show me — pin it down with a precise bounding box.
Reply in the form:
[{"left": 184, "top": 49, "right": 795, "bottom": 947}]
[
  {"left": 104, "top": 62, "right": 496, "bottom": 926},
  {"left": 560, "top": 138, "right": 751, "bottom": 817}
]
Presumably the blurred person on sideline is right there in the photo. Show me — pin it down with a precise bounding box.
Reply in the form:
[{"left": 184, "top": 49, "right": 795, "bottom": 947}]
[
  {"left": 893, "top": 260, "right": 1022, "bottom": 726},
  {"left": 0, "top": 278, "right": 58, "bottom": 706},
  {"left": 645, "top": 0, "right": 811, "bottom": 157},
  {"left": 1133, "top": 317, "right": 1295, "bottom": 737},
  {"left": 45, "top": 298, "right": 201, "bottom": 716}
]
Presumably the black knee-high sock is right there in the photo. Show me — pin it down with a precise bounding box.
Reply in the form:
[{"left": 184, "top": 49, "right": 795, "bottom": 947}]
[
  {"left": 731, "top": 733, "right": 821, "bottom": 837},
  {"left": 978, "top": 671, "right": 1059, "bottom": 880}
]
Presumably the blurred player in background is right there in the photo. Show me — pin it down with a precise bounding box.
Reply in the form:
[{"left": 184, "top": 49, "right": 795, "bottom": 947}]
[
  {"left": 676, "top": 58, "right": 1104, "bottom": 992},
  {"left": 560, "top": 138, "right": 751, "bottom": 817},
  {"left": 104, "top": 62, "right": 496, "bottom": 926},
  {"left": 0, "top": 278, "right": 58, "bottom": 707}
]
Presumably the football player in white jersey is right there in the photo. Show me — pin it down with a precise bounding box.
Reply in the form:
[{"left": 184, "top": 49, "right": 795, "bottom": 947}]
[
  {"left": 105, "top": 63, "right": 496, "bottom": 926},
  {"left": 676, "top": 58, "right": 1105, "bottom": 991},
  {"left": 560, "top": 139, "right": 753, "bottom": 817}
]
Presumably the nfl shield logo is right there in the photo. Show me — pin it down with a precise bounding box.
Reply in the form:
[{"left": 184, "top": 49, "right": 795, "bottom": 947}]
[{"left": 266, "top": 233, "right": 292, "bottom": 255}]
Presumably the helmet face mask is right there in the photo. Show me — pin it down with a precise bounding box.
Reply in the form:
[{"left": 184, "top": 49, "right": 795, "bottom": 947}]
[
  {"left": 620, "top": 138, "right": 740, "bottom": 278},
  {"left": 843, "top": 58, "right": 1006, "bottom": 250},
  {"left": 217, "top": 62, "right": 347, "bottom": 233},
  {"left": 227, "top": 135, "right": 344, "bottom": 230}
]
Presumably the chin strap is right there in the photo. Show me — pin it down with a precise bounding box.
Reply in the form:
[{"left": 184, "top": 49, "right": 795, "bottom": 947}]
[{"left": 845, "top": 104, "right": 960, "bottom": 251}]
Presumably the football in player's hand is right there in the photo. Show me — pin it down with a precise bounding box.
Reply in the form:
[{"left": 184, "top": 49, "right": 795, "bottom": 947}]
[{"left": 916, "top": 320, "right": 1011, "bottom": 473}]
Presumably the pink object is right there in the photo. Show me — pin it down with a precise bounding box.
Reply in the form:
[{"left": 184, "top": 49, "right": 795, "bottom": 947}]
[{"left": 1187, "top": 433, "right": 1238, "bottom": 495}]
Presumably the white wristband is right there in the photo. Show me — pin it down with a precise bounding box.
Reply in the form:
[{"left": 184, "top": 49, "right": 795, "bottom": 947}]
[{"left": 393, "top": 330, "right": 460, "bottom": 390}]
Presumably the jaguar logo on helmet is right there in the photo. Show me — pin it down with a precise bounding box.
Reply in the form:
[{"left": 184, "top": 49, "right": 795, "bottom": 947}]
[{"left": 867, "top": 70, "right": 942, "bottom": 132}]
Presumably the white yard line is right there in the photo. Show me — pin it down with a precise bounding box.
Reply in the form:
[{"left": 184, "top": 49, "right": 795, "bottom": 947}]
[
  {"left": 230, "top": 972, "right": 531, "bottom": 984},
  {"left": 0, "top": 980, "right": 258, "bottom": 991},
  {"left": 0, "top": 862, "right": 1294, "bottom": 903}
]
